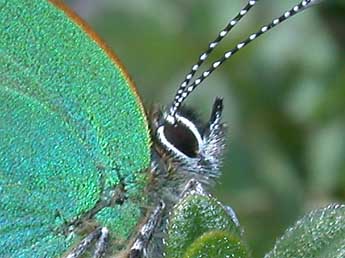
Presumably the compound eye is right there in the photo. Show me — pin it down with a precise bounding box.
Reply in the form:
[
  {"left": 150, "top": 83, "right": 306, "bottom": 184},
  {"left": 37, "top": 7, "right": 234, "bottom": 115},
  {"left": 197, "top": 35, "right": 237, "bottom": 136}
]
[{"left": 163, "top": 122, "right": 199, "bottom": 158}]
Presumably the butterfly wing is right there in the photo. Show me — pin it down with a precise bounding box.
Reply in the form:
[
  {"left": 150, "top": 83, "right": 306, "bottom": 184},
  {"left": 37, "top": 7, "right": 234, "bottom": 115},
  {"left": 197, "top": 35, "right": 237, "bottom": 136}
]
[{"left": 0, "top": 0, "right": 150, "bottom": 256}]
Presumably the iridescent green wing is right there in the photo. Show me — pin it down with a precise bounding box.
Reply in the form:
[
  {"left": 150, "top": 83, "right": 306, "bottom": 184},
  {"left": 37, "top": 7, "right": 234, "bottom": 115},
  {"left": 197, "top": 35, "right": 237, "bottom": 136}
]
[{"left": 0, "top": 0, "right": 150, "bottom": 256}]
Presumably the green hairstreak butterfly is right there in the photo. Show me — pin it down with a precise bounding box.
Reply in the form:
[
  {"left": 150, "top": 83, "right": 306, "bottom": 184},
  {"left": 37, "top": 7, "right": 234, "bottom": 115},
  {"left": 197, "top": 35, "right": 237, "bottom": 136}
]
[{"left": 0, "top": 0, "right": 321, "bottom": 257}]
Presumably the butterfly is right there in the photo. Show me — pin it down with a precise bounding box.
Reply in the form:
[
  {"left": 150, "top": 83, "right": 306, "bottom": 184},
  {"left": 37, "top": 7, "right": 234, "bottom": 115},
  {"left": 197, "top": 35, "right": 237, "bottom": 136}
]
[{"left": 0, "top": 0, "right": 320, "bottom": 257}]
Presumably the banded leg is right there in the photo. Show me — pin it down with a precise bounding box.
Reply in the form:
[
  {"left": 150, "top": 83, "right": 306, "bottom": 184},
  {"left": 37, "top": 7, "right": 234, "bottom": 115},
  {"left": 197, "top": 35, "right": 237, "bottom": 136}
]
[
  {"left": 66, "top": 227, "right": 109, "bottom": 258},
  {"left": 94, "top": 227, "right": 110, "bottom": 258},
  {"left": 129, "top": 201, "right": 165, "bottom": 258}
]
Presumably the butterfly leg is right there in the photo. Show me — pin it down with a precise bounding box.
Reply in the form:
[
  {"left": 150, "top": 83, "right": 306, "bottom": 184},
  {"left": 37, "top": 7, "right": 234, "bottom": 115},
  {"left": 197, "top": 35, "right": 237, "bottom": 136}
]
[
  {"left": 223, "top": 205, "right": 241, "bottom": 228},
  {"left": 66, "top": 227, "right": 109, "bottom": 258},
  {"left": 180, "top": 179, "right": 240, "bottom": 228},
  {"left": 128, "top": 201, "right": 165, "bottom": 258},
  {"left": 179, "top": 178, "right": 208, "bottom": 198},
  {"left": 93, "top": 227, "right": 110, "bottom": 258}
]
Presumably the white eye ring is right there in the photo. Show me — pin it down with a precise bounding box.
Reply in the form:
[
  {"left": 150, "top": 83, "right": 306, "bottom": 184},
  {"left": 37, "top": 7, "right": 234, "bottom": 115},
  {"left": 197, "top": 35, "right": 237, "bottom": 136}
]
[{"left": 156, "top": 114, "right": 203, "bottom": 158}]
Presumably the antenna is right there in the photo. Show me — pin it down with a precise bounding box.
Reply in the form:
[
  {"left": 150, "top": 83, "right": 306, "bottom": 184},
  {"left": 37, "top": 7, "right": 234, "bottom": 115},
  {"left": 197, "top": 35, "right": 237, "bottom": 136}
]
[{"left": 165, "top": 0, "right": 321, "bottom": 124}]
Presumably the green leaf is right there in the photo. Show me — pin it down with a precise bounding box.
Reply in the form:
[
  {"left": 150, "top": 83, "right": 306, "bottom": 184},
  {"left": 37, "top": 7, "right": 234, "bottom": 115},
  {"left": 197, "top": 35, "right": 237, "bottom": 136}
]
[
  {"left": 265, "top": 204, "right": 345, "bottom": 258},
  {"left": 183, "top": 230, "right": 249, "bottom": 258},
  {"left": 165, "top": 183, "right": 247, "bottom": 258}
]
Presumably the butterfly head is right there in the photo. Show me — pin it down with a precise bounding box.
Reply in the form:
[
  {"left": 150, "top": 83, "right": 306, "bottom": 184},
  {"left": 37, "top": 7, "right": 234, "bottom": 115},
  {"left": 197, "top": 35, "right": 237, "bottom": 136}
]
[
  {"left": 151, "top": 97, "right": 226, "bottom": 183},
  {"left": 150, "top": 0, "right": 320, "bottom": 185}
]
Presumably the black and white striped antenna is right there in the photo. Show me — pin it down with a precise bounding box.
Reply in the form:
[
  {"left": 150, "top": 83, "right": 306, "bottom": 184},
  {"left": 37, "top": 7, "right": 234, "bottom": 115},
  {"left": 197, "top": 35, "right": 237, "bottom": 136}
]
[{"left": 165, "top": 0, "right": 321, "bottom": 124}]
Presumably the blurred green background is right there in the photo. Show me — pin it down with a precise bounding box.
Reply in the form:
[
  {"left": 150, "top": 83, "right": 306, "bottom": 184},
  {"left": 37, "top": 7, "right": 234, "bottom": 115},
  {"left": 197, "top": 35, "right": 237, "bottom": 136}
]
[{"left": 65, "top": 0, "right": 344, "bottom": 257}]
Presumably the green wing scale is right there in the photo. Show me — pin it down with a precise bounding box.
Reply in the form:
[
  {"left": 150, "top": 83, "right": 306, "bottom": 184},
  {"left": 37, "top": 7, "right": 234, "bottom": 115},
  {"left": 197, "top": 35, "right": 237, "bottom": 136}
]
[{"left": 0, "top": 0, "right": 150, "bottom": 256}]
